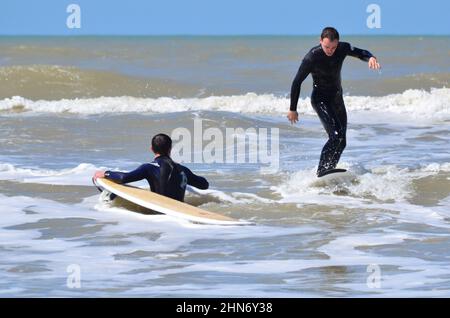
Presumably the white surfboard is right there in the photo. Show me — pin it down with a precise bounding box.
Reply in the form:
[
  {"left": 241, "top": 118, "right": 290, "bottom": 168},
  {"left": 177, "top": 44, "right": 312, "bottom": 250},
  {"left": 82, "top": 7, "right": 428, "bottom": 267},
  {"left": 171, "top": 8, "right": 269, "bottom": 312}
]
[
  {"left": 94, "top": 178, "right": 252, "bottom": 226},
  {"left": 311, "top": 169, "right": 356, "bottom": 187}
]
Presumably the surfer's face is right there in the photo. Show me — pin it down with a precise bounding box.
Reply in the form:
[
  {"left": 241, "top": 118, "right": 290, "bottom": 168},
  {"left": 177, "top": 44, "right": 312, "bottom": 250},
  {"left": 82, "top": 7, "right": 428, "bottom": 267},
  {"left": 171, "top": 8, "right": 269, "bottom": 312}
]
[{"left": 320, "top": 38, "right": 338, "bottom": 56}]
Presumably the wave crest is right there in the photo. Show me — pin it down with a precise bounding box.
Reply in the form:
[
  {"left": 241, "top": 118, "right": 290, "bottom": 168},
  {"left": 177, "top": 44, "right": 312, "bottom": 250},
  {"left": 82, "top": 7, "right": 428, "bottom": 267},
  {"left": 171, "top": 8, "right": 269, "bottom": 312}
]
[{"left": 0, "top": 88, "right": 448, "bottom": 121}]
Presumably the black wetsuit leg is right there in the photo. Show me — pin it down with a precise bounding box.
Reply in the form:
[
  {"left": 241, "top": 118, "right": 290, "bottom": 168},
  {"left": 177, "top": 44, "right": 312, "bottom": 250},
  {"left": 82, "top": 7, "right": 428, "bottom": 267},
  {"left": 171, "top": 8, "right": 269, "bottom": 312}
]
[{"left": 311, "top": 90, "right": 347, "bottom": 176}]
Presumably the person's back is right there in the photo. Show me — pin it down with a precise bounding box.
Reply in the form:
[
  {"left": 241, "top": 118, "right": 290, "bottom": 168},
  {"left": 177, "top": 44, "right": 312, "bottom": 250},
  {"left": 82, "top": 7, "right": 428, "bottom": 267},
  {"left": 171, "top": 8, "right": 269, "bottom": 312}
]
[
  {"left": 93, "top": 133, "right": 209, "bottom": 202},
  {"left": 154, "top": 155, "right": 207, "bottom": 202}
]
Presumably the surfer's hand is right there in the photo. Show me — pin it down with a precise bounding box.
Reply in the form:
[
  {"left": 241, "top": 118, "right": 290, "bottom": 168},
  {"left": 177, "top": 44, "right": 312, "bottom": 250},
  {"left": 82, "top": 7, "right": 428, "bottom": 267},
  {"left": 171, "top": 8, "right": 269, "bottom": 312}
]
[
  {"left": 93, "top": 171, "right": 105, "bottom": 181},
  {"left": 287, "top": 111, "right": 299, "bottom": 124},
  {"left": 369, "top": 57, "right": 380, "bottom": 70}
]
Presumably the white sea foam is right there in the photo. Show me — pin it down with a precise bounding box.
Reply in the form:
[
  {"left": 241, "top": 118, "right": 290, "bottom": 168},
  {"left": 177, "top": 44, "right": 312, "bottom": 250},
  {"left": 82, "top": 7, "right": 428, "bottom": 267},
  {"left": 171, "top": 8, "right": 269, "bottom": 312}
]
[
  {"left": 0, "top": 162, "right": 103, "bottom": 186},
  {"left": 1, "top": 88, "right": 449, "bottom": 121},
  {"left": 1, "top": 186, "right": 449, "bottom": 297},
  {"left": 0, "top": 162, "right": 267, "bottom": 204},
  {"left": 273, "top": 162, "right": 450, "bottom": 204}
]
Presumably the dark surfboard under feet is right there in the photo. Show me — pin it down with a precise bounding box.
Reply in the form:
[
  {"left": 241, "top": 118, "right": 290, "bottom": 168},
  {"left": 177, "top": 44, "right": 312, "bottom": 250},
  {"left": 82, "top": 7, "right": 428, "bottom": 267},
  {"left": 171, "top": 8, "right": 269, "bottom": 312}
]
[{"left": 317, "top": 168, "right": 347, "bottom": 178}]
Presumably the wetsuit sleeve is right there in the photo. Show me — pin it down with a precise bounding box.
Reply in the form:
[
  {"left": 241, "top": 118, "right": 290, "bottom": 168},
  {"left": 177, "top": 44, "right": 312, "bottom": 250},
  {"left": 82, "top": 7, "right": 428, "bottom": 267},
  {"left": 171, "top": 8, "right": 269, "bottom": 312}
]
[
  {"left": 182, "top": 166, "right": 209, "bottom": 190},
  {"left": 104, "top": 164, "right": 149, "bottom": 184},
  {"left": 290, "top": 56, "right": 312, "bottom": 111},
  {"left": 344, "top": 42, "right": 374, "bottom": 62}
]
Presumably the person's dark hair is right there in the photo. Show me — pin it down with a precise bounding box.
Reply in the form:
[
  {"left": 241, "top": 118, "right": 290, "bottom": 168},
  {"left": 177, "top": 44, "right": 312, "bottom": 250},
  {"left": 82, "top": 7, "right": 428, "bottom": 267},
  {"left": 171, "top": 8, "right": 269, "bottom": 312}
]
[
  {"left": 321, "top": 27, "right": 340, "bottom": 41},
  {"left": 152, "top": 133, "right": 172, "bottom": 156}
]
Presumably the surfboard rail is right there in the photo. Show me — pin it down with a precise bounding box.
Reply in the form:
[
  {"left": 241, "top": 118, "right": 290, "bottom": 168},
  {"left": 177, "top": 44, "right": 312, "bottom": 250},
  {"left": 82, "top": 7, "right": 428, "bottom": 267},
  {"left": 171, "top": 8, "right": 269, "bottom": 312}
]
[
  {"left": 311, "top": 169, "right": 357, "bottom": 187},
  {"left": 94, "top": 178, "right": 252, "bottom": 226}
]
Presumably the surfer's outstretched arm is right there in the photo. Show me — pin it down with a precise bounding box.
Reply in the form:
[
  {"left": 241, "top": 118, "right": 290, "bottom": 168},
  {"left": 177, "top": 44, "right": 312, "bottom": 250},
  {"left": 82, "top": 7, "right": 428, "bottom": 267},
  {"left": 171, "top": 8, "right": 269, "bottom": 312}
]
[
  {"left": 290, "top": 57, "right": 312, "bottom": 112},
  {"left": 104, "top": 164, "right": 151, "bottom": 184},
  {"left": 344, "top": 42, "right": 380, "bottom": 69},
  {"left": 288, "top": 55, "right": 312, "bottom": 124},
  {"left": 182, "top": 166, "right": 209, "bottom": 190}
]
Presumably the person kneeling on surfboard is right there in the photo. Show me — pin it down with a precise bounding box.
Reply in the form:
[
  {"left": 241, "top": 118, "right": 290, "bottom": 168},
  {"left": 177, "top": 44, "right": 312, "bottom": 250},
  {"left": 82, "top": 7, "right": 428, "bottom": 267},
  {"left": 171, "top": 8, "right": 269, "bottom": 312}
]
[
  {"left": 93, "top": 133, "right": 209, "bottom": 202},
  {"left": 287, "top": 27, "right": 381, "bottom": 177}
]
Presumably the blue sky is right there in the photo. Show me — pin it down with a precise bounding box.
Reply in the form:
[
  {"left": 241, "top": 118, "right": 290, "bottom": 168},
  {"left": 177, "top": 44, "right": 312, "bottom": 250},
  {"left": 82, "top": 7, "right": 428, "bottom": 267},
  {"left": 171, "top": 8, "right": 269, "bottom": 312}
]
[{"left": 1, "top": 0, "right": 449, "bottom": 35}]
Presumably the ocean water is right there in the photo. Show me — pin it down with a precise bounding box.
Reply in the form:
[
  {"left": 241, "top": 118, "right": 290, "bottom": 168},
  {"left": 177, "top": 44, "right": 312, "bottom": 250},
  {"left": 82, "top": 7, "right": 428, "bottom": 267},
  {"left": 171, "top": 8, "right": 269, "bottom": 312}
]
[{"left": 0, "top": 36, "right": 449, "bottom": 297}]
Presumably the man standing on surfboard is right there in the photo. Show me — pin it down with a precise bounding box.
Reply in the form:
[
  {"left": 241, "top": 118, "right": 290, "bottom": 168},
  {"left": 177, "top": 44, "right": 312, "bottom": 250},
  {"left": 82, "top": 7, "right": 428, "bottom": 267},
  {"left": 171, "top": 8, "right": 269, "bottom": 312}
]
[
  {"left": 287, "top": 27, "right": 381, "bottom": 177},
  {"left": 93, "top": 133, "right": 209, "bottom": 202}
]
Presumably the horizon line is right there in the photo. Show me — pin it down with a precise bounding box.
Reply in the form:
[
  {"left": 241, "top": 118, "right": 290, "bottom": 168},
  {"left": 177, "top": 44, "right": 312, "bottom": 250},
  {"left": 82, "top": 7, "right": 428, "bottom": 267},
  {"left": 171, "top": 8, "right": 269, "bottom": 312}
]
[{"left": 0, "top": 33, "right": 448, "bottom": 37}]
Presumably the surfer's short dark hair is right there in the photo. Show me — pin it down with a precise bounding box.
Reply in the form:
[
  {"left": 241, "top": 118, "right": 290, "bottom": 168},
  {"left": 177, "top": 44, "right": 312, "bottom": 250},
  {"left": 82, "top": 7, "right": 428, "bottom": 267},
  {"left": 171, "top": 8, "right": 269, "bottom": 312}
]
[
  {"left": 321, "top": 27, "right": 340, "bottom": 41},
  {"left": 152, "top": 133, "right": 172, "bottom": 156}
]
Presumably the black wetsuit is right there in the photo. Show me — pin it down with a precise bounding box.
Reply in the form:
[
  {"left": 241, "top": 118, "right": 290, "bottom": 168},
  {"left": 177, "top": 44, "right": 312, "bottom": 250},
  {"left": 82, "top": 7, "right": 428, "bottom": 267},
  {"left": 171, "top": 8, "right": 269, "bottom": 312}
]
[
  {"left": 290, "top": 42, "right": 374, "bottom": 176},
  {"left": 104, "top": 156, "right": 209, "bottom": 202}
]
